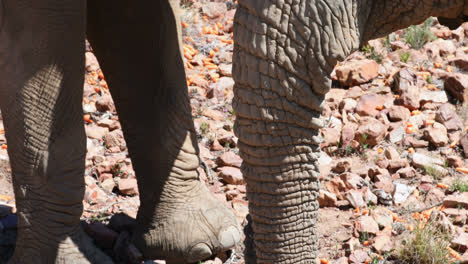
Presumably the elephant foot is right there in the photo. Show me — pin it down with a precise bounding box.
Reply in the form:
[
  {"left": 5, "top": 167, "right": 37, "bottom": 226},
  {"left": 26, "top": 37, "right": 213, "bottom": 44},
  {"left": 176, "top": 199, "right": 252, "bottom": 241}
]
[
  {"left": 132, "top": 181, "right": 241, "bottom": 263},
  {"left": 8, "top": 227, "right": 114, "bottom": 264}
]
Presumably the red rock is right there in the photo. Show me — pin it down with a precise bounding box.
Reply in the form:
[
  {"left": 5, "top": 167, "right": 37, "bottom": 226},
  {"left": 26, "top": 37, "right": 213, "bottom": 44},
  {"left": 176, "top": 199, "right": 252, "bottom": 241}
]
[
  {"left": 340, "top": 173, "right": 364, "bottom": 190},
  {"left": 341, "top": 123, "right": 357, "bottom": 147},
  {"left": 332, "top": 159, "right": 351, "bottom": 173},
  {"left": 216, "top": 152, "right": 242, "bottom": 168},
  {"left": 318, "top": 190, "right": 338, "bottom": 207},
  {"left": 436, "top": 103, "right": 464, "bottom": 131},
  {"left": 451, "top": 232, "right": 468, "bottom": 252},
  {"left": 373, "top": 232, "right": 393, "bottom": 253},
  {"left": 217, "top": 166, "right": 244, "bottom": 185},
  {"left": 349, "top": 250, "right": 369, "bottom": 264},
  {"left": 218, "top": 64, "right": 232, "bottom": 77},
  {"left": 99, "top": 173, "right": 113, "bottom": 182},
  {"left": 333, "top": 59, "right": 379, "bottom": 86},
  {"left": 423, "top": 122, "right": 449, "bottom": 147},
  {"left": 202, "top": 2, "right": 227, "bottom": 18},
  {"left": 203, "top": 108, "right": 225, "bottom": 121},
  {"left": 326, "top": 177, "right": 347, "bottom": 200},
  {"left": 355, "top": 216, "right": 379, "bottom": 235},
  {"left": 384, "top": 146, "right": 400, "bottom": 161},
  {"left": 445, "top": 73, "right": 468, "bottom": 103},
  {"left": 461, "top": 133, "right": 468, "bottom": 158},
  {"left": 356, "top": 94, "right": 386, "bottom": 117},
  {"left": 321, "top": 127, "right": 341, "bottom": 147},
  {"left": 85, "top": 125, "right": 109, "bottom": 140},
  {"left": 101, "top": 178, "right": 115, "bottom": 193},
  {"left": 443, "top": 193, "right": 468, "bottom": 209},
  {"left": 396, "top": 167, "right": 417, "bottom": 178},
  {"left": 231, "top": 199, "right": 248, "bottom": 223},
  {"left": 346, "top": 190, "right": 366, "bottom": 208},
  {"left": 117, "top": 178, "right": 138, "bottom": 196},
  {"left": 424, "top": 188, "right": 445, "bottom": 205},
  {"left": 95, "top": 95, "right": 116, "bottom": 113},
  {"left": 355, "top": 117, "right": 388, "bottom": 146},
  {"left": 104, "top": 130, "right": 126, "bottom": 150},
  {"left": 388, "top": 105, "right": 411, "bottom": 122}
]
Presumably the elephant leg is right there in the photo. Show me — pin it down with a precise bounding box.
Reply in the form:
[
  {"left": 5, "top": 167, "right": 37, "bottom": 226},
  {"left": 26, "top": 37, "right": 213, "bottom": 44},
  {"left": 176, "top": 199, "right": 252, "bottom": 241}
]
[
  {"left": 0, "top": 1, "right": 113, "bottom": 263},
  {"left": 86, "top": 1, "right": 241, "bottom": 263},
  {"left": 232, "top": 1, "right": 332, "bottom": 263}
]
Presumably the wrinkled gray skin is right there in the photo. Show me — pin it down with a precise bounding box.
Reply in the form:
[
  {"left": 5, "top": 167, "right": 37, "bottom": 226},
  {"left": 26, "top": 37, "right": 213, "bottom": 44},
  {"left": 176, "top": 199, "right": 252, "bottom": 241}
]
[{"left": 0, "top": 0, "right": 465, "bottom": 263}]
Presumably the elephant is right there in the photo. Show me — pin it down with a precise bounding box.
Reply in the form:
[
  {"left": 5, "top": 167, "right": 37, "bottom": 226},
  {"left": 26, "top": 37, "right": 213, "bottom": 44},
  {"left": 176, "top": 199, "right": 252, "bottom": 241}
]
[{"left": 0, "top": 0, "right": 466, "bottom": 264}]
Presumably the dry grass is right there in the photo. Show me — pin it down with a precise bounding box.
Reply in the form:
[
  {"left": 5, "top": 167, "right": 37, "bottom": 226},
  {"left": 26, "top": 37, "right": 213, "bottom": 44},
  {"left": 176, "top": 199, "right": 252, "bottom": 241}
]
[{"left": 397, "top": 219, "right": 452, "bottom": 264}]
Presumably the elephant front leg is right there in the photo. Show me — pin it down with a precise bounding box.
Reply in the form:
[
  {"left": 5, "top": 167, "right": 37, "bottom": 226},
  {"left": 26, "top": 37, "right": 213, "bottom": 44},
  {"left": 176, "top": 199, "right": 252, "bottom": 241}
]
[
  {"left": 86, "top": 1, "right": 241, "bottom": 263},
  {"left": 0, "top": 1, "right": 113, "bottom": 263}
]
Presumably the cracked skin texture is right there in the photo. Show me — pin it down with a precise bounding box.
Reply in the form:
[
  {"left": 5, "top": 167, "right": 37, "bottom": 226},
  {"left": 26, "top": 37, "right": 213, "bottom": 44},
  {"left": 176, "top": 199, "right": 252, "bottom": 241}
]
[
  {"left": 233, "top": 0, "right": 466, "bottom": 263},
  {"left": 0, "top": 0, "right": 465, "bottom": 263}
]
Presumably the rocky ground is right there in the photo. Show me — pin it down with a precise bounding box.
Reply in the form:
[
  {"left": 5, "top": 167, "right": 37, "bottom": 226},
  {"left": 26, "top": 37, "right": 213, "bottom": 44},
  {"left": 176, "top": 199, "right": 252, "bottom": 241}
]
[{"left": 0, "top": 1, "right": 468, "bottom": 264}]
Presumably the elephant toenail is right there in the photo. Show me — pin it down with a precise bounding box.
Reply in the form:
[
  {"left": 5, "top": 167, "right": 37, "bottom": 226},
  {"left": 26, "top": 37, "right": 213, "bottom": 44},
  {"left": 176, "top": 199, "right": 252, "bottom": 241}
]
[
  {"left": 219, "top": 226, "right": 241, "bottom": 249},
  {"left": 188, "top": 243, "right": 212, "bottom": 262}
]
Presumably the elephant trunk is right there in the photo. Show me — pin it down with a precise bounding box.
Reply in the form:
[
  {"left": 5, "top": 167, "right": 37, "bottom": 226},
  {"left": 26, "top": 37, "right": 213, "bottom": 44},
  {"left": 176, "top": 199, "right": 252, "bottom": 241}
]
[
  {"left": 360, "top": 0, "right": 467, "bottom": 42},
  {"left": 232, "top": 0, "right": 358, "bottom": 262}
]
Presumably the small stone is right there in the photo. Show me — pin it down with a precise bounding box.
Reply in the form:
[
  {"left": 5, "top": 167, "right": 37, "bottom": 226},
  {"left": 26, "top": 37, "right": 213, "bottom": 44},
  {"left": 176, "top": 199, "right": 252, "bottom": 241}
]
[
  {"left": 349, "top": 250, "right": 369, "bottom": 264},
  {"left": 436, "top": 103, "right": 464, "bottom": 131},
  {"left": 396, "top": 167, "right": 417, "bottom": 178},
  {"left": 340, "top": 173, "right": 365, "bottom": 190},
  {"left": 388, "top": 160, "right": 409, "bottom": 172},
  {"left": 373, "top": 232, "right": 393, "bottom": 253},
  {"left": 423, "top": 122, "right": 449, "bottom": 147},
  {"left": 412, "top": 152, "right": 444, "bottom": 168},
  {"left": 346, "top": 190, "right": 366, "bottom": 209},
  {"left": 319, "top": 190, "right": 338, "bottom": 207},
  {"left": 101, "top": 178, "right": 116, "bottom": 193},
  {"left": 333, "top": 59, "right": 379, "bottom": 86},
  {"left": 326, "top": 177, "right": 347, "bottom": 200},
  {"left": 424, "top": 188, "right": 446, "bottom": 205},
  {"left": 371, "top": 207, "right": 394, "bottom": 228},
  {"left": 373, "top": 174, "right": 394, "bottom": 194},
  {"left": 419, "top": 90, "right": 448, "bottom": 104},
  {"left": 117, "top": 178, "right": 139, "bottom": 196},
  {"left": 388, "top": 105, "right": 411, "bottom": 122},
  {"left": 95, "top": 95, "right": 116, "bottom": 113},
  {"left": 203, "top": 108, "right": 225, "bottom": 121},
  {"left": 355, "top": 216, "right": 379, "bottom": 235},
  {"left": 447, "top": 155, "right": 464, "bottom": 168},
  {"left": 333, "top": 257, "right": 349, "bottom": 264},
  {"left": 403, "top": 136, "right": 429, "bottom": 148},
  {"left": 332, "top": 159, "right": 351, "bottom": 173},
  {"left": 104, "top": 130, "right": 126, "bottom": 150},
  {"left": 216, "top": 152, "right": 242, "bottom": 168},
  {"left": 451, "top": 232, "right": 468, "bottom": 252},
  {"left": 341, "top": 123, "right": 357, "bottom": 147},
  {"left": 231, "top": 199, "right": 249, "bottom": 223},
  {"left": 85, "top": 125, "right": 109, "bottom": 140},
  {"left": 202, "top": 2, "right": 227, "bottom": 18},
  {"left": 218, "top": 64, "right": 232, "bottom": 77},
  {"left": 444, "top": 193, "right": 468, "bottom": 209},
  {"left": 393, "top": 182, "right": 416, "bottom": 205},
  {"left": 356, "top": 94, "right": 386, "bottom": 117},
  {"left": 384, "top": 146, "right": 400, "bottom": 161},
  {"left": 389, "top": 126, "right": 405, "bottom": 143},
  {"left": 217, "top": 167, "right": 244, "bottom": 185},
  {"left": 356, "top": 117, "right": 388, "bottom": 146},
  {"left": 445, "top": 73, "right": 468, "bottom": 103},
  {"left": 461, "top": 133, "right": 468, "bottom": 158},
  {"left": 321, "top": 127, "right": 341, "bottom": 147}
]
